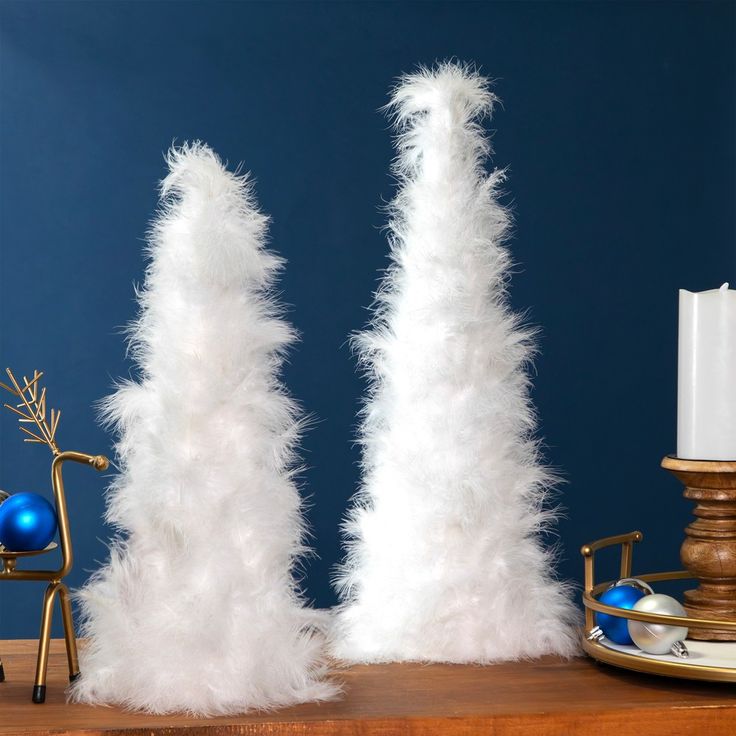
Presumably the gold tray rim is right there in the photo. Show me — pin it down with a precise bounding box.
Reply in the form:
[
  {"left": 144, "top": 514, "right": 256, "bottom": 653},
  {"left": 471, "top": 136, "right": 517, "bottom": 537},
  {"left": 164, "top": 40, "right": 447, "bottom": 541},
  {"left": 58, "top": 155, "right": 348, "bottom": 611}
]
[
  {"left": 582, "top": 634, "right": 736, "bottom": 682},
  {"left": 584, "top": 570, "right": 736, "bottom": 631}
]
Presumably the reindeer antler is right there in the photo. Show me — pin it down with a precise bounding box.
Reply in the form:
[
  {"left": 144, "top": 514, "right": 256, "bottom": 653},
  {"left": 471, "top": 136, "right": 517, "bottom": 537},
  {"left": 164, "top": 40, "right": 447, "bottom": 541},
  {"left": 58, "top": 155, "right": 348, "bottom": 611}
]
[{"left": 0, "top": 368, "right": 61, "bottom": 454}]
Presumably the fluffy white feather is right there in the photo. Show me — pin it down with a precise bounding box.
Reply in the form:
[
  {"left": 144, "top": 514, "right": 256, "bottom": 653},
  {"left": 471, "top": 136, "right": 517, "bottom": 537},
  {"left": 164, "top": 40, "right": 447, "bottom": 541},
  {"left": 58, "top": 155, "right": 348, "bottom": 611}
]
[
  {"left": 72, "top": 142, "right": 337, "bottom": 714},
  {"left": 331, "top": 63, "right": 579, "bottom": 663}
]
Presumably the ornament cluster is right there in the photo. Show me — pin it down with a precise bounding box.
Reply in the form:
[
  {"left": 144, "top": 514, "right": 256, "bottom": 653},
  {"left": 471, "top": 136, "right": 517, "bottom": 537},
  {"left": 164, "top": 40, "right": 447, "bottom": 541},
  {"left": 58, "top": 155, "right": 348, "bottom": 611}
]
[{"left": 591, "top": 577, "right": 689, "bottom": 658}]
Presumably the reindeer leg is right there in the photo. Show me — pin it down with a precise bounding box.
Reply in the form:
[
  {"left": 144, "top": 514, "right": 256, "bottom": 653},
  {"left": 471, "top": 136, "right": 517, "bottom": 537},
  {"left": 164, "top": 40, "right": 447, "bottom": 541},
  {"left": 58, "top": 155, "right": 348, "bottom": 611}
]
[
  {"left": 58, "top": 584, "right": 79, "bottom": 682},
  {"left": 33, "top": 582, "right": 60, "bottom": 704}
]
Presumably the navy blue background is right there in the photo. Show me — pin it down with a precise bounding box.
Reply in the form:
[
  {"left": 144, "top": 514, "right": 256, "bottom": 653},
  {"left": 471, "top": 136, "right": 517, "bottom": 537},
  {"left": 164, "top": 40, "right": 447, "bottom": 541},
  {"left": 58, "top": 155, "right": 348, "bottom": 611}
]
[{"left": 1, "top": 1, "right": 734, "bottom": 638}]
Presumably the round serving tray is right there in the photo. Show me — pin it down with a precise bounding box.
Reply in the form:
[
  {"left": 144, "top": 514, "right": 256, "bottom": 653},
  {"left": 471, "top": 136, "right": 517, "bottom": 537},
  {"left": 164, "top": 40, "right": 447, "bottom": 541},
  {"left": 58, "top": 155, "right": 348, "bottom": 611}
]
[
  {"left": 581, "top": 530, "right": 736, "bottom": 683},
  {"left": 583, "top": 633, "right": 736, "bottom": 683}
]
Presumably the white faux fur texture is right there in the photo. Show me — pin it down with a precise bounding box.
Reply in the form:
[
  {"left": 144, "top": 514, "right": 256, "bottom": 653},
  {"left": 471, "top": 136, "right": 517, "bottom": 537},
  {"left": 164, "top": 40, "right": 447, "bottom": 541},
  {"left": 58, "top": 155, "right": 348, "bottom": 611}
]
[
  {"left": 331, "top": 63, "right": 579, "bottom": 663},
  {"left": 71, "top": 143, "right": 337, "bottom": 715}
]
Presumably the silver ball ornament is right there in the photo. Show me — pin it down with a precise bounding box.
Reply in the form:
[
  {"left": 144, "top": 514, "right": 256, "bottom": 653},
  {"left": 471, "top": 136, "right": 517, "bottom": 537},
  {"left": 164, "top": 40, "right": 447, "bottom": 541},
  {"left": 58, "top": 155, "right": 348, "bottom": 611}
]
[{"left": 628, "top": 593, "right": 689, "bottom": 657}]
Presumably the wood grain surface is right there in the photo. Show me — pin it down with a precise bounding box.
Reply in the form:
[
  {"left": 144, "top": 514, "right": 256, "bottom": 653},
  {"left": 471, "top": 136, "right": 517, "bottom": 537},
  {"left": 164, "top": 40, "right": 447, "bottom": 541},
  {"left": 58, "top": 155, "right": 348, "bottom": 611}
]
[{"left": 1, "top": 639, "right": 735, "bottom": 735}]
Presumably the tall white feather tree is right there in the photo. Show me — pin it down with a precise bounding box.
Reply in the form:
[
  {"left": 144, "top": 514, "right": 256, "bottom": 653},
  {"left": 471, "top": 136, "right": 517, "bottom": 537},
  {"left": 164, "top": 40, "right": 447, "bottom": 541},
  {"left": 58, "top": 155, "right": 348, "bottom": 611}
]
[
  {"left": 331, "top": 63, "right": 578, "bottom": 663},
  {"left": 72, "top": 143, "right": 336, "bottom": 714}
]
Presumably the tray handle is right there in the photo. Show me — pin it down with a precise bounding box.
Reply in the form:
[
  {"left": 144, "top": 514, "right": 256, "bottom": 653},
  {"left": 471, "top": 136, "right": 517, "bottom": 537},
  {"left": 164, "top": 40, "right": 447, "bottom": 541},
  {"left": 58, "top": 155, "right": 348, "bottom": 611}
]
[{"left": 580, "top": 531, "right": 643, "bottom": 631}]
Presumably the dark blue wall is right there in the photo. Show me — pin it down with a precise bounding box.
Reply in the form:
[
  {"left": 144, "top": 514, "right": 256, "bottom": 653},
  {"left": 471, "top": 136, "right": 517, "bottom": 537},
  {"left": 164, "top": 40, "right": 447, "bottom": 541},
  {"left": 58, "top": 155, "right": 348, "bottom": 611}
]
[{"left": 1, "top": 1, "right": 734, "bottom": 638}]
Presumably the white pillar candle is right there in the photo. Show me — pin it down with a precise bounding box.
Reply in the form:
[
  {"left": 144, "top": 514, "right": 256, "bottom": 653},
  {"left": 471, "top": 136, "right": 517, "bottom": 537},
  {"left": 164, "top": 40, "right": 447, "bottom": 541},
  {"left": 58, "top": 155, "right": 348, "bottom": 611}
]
[{"left": 678, "top": 283, "right": 736, "bottom": 460}]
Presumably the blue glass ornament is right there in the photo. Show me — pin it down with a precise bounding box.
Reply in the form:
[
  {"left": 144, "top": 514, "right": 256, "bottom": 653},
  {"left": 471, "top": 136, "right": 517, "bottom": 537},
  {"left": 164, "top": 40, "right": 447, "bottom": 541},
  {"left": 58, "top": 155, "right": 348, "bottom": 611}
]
[
  {"left": 596, "top": 580, "right": 651, "bottom": 645},
  {"left": 0, "top": 492, "right": 58, "bottom": 552}
]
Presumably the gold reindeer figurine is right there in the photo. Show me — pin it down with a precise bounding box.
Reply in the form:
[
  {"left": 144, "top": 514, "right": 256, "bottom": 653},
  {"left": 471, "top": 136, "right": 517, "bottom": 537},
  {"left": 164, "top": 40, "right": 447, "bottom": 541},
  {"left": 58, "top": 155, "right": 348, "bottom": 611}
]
[{"left": 0, "top": 368, "right": 108, "bottom": 703}]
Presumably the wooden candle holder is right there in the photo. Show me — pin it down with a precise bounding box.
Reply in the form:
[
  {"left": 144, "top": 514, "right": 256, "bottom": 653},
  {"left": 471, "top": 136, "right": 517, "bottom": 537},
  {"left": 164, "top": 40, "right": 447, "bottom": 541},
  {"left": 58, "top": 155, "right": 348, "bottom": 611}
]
[{"left": 662, "top": 455, "right": 736, "bottom": 640}]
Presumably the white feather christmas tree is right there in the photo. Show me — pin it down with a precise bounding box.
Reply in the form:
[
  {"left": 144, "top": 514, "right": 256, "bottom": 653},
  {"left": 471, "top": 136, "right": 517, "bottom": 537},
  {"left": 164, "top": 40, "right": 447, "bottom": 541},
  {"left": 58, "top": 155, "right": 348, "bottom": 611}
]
[
  {"left": 331, "top": 63, "right": 579, "bottom": 663},
  {"left": 72, "top": 143, "right": 336, "bottom": 714}
]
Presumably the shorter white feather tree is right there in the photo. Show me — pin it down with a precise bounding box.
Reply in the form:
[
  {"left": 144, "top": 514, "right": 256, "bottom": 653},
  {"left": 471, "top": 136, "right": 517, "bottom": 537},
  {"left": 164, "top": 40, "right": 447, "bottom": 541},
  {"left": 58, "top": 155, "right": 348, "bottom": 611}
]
[
  {"left": 72, "top": 143, "right": 337, "bottom": 715},
  {"left": 331, "top": 63, "right": 579, "bottom": 663}
]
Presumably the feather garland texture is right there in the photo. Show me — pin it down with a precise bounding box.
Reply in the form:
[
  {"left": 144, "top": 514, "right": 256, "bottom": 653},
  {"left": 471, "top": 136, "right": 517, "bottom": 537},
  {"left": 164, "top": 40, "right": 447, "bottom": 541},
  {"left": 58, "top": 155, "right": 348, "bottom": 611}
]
[
  {"left": 72, "top": 143, "right": 337, "bottom": 714},
  {"left": 331, "top": 63, "right": 579, "bottom": 663}
]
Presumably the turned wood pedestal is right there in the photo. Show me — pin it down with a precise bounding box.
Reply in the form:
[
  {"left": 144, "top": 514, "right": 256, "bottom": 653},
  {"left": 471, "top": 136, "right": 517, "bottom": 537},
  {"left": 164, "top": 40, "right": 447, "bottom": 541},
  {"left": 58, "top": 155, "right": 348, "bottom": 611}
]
[{"left": 662, "top": 455, "right": 736, "bottom": 640}]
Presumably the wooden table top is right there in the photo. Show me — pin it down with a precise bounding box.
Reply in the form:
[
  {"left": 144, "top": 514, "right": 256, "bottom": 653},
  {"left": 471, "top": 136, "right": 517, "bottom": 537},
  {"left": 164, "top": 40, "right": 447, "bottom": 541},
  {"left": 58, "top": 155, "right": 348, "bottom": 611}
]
[{"left": 1, "top": 639, "right": 735, "bottom": 735}]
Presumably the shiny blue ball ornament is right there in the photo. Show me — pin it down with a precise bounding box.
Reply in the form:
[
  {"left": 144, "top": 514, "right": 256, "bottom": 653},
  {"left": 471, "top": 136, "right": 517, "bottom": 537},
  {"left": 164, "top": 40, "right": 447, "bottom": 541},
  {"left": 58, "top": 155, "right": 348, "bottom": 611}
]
[
  {"left": 596, "top": 579, "right": 652, "bottom": 645},
  {"left": 0, "top": 492, "right": 58, "bottom": 552}
]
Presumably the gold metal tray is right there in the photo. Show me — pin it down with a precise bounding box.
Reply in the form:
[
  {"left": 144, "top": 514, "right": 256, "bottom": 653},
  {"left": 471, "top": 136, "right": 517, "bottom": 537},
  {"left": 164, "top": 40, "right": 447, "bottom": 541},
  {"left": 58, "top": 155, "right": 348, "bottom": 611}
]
[
  {"left": 583, "top": 633, "right": 736, "bottom": 682},
  {"left": 581, "top": 531, "right": 736, "bottom": 682}
]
